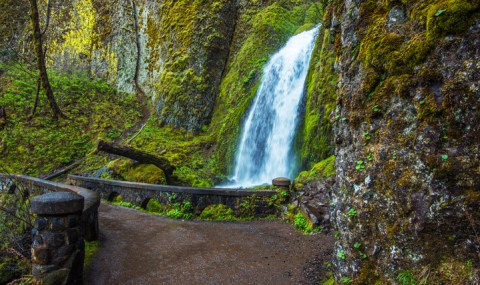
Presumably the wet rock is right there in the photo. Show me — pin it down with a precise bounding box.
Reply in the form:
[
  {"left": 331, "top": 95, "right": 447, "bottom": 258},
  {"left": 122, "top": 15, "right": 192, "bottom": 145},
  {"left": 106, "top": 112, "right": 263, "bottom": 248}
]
[
  {"left": 294, "top": 178, "right": 334, "bottom": 232},
  {"left": 387, "top": 6, "right": 406, "bottom": 30}
]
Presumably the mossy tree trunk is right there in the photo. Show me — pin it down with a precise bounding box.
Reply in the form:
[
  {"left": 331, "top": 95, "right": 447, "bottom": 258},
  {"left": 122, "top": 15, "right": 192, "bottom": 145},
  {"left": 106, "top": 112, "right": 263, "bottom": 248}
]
[{"left": 28, "top": 0, "right": 65, "bottom": 120}]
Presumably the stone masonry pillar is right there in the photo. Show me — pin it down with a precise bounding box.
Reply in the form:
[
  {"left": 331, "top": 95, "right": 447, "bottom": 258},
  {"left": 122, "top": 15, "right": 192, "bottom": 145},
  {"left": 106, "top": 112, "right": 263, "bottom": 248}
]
[
  {"left": 30, "top": 192, "right": 85, "bottom": 285},
  {"left": 272, "top": 177, "right": 291, "bottom": 190}
]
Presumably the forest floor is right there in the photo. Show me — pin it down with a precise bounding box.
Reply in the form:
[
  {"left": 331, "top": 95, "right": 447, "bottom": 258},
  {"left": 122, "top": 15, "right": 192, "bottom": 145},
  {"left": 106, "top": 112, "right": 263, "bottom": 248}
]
[{"left": 85, "top": 203, "right": 334, "bottom": 285}]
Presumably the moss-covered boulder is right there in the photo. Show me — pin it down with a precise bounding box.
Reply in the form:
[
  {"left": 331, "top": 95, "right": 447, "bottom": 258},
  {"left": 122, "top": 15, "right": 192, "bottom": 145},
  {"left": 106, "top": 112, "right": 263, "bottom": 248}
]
[{"left": 107, "top": 159, "right": 166, "bottom": 184}]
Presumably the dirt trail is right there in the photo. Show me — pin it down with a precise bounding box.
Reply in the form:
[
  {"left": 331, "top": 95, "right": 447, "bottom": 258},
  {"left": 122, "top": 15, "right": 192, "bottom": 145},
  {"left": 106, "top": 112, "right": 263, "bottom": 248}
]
[{"left": 85, "top": 203, "right": 334, "bottom": 285}]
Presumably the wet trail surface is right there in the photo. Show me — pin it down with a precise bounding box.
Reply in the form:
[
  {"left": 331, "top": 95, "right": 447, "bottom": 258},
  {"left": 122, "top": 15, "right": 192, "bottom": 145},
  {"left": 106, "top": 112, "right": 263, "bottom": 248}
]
[{"left": 85, "top": 203, "right": 334, "bottom": 285}]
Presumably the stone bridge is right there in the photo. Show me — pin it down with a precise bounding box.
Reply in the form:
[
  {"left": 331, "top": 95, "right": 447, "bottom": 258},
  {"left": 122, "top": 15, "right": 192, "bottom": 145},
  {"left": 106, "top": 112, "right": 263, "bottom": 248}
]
[
  {"left": 67, "top": 175, "right": 279, "bottom": 217},
  {"left": 0, "top": 174, "right": 300, "bottom": 284}
]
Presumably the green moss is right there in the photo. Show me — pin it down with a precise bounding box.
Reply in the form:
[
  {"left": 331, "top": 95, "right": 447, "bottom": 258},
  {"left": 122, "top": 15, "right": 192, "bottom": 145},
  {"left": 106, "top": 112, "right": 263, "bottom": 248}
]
[
  {"left": 199, "top": 204, "right": 235, "bottom": 220},
  {"left": 0, "top": 64, "right": 142, "bottom": 176},
  {"left": 126, "top": 164, "right": 166, "bottom": 184},
  {"left": 426, "top": 1, "right": 480, "bottom": 41},
  {"left": 107, "top": 159, "right": 133, "bottom": 175},
  {"left": 357, "top": 0, "right": 479, "bottom": 82},
  {"left": 296, "top": 23, "right": 337, "bottom": 170},
  {"left": 115, "top": 201, "right": 143, "bottom": 211},
  {"left": 322, "top": 277, "right": 335, "bottom": 285},
  {"left": 113, "top": 195, "right": 123, "bottom": 203},
  {"left": 84, "top": 240, "right": 100, "bottom": 270},
  {"left": 146, "top": 198, "right": 163, "bottom": 213},
  {"left": 295, "top": 155, "right": 335, "bottom": 187}
]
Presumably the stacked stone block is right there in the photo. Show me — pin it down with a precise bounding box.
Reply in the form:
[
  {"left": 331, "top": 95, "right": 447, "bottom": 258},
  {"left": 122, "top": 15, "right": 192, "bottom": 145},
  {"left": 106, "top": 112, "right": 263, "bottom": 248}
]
[{"left": 31, "top": 192, "right": 85, "bottom": 285}]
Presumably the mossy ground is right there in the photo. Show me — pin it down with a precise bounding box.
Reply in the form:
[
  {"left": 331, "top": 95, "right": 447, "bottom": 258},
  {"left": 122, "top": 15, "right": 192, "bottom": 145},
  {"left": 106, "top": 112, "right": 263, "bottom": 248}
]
[
  {"left": 126, "top": 117, "right": 218, "bottom": 187},
  {"left": 0, "top": 63, "right": 142, "bottom": 176}
]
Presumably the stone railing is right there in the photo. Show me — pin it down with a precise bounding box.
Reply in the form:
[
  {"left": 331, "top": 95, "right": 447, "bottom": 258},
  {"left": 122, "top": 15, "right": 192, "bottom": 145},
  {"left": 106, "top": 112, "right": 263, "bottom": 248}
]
[
  {"left": 68, "top": 175, "right": 279, "bottom": 217},
  {"left": 0, "top": 174, "right": 100, "bottom": 285}
]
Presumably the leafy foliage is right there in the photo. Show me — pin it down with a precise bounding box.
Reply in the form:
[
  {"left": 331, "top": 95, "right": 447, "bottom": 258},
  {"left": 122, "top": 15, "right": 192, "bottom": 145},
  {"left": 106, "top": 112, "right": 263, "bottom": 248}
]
[
  {"left": 293, "top": 212, "right": 321, "bottom": 234},
  {"left": 199, "top": 204, "right": 235, "bottom": 221},
  {"left": 397, "top": 271, "right": 417, "bottom": 285}
]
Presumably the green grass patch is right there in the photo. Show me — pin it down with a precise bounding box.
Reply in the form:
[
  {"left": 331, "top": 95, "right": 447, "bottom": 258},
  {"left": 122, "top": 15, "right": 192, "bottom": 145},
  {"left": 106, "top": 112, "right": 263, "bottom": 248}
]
[{"left": 84, "top": 240, "right": 100, "bottom": 270}]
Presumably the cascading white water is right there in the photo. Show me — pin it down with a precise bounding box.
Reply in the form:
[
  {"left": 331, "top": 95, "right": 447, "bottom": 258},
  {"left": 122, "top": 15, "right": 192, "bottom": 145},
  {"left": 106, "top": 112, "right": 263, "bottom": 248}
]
[{"left": 229, "top": 25, "right": 320, "bottom": 188}]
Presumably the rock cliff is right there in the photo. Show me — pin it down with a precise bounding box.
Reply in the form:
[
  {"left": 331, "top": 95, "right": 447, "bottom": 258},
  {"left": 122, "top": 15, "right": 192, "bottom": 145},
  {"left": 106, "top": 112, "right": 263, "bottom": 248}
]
[{"left": 328, "top": 0, "right": 480, "bottom": 282}]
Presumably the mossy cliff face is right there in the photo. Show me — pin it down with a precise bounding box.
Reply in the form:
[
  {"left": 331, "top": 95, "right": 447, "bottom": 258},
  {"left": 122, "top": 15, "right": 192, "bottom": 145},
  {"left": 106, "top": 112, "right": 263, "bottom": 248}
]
[
  {"left": 43, "top": 0, "right": 142, "bottom": 92},
  {"left": 42, "top": 0, "right": 326, "bottom": 136},
  {"left": 327, "top": 0, "right": 480, "bottom": 282},
  {"left": 153, "top": 0, "right": 237, "bottom": 132},
  {"left": 41, "top": 0, "right": 236, "bottom": 131},
  {"left": 296, "top": 12, "right": 339, "bottom": 171}
]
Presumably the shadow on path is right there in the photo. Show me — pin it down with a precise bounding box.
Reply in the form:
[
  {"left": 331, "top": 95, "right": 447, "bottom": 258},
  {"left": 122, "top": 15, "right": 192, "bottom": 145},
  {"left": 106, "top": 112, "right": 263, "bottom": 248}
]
[{"left": 85, "top": 203, "right": 334, "bottom": 285}]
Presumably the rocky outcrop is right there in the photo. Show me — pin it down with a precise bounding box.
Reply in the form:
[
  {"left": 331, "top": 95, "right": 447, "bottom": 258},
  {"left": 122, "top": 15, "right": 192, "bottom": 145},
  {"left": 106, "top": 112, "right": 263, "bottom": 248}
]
[
  {"left": 296, "top": 178, "right": 334, "bottom": 232},
  {"left": 328, "top": 0, "right": 480, "bottom": 283},
  {"left": 153, "top": 0, "right": 237, "bottom": 132}
]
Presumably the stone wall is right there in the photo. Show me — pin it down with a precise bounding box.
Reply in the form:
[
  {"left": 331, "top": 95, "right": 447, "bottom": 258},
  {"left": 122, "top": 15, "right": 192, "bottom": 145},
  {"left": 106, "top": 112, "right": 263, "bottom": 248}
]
[
  {"left": 68, "top": 175, "right": 277, "bottom": 217},
  {"left": 0, "top": 174, "right": 100, "bottom": 285},
  {"left": 3, "top": 175, "right": 101, "bottom": 241}
]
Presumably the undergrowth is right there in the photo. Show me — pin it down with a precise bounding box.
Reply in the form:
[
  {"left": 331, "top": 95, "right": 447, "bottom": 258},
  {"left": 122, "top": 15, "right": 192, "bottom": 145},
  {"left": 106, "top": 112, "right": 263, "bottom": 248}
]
[{"left": 0, "top": 63, "right": 142, "bottom": 176}]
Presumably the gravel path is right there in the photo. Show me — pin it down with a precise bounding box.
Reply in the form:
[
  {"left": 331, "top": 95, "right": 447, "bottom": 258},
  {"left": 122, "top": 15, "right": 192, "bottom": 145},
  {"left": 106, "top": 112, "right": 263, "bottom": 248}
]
[{"left": 85, "top": 203, "right": 334, "bottom": 285}]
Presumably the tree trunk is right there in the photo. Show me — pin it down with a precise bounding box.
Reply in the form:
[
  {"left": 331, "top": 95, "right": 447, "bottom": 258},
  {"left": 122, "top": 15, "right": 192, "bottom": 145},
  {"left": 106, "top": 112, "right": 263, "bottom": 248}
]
[
  {"left": 131, "top": 0, "right": 145, "bottom": 97},
  {"left": 29, "top": 76, "right": 41, "bottom": 119},
  {"left": 0, "top": 106, "right": 6, "bottom": 129},
  {"left": 29, "top": 0, "right": 64, "bottom": 119},
  {"left": 97, "top": 139, "right": 175, "bottom": 185}
]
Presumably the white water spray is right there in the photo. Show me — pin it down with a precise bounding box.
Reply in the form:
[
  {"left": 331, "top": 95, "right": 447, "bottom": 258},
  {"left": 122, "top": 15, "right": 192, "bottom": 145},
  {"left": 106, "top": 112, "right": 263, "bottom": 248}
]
[{"left": 228, "top": 26, "right": 319, "bottom": 188}]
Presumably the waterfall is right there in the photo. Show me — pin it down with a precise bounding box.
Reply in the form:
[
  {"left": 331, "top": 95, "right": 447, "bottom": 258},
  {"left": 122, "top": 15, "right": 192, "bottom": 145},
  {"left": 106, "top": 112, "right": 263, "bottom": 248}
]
[{"left": 229, "top": 25, "right": 319, "bottom": 188}]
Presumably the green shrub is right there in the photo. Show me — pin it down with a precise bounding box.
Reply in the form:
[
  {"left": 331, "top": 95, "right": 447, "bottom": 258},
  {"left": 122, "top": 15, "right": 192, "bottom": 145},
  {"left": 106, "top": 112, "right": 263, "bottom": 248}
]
[
  {"left": 146, "top": 199, "right": 163, "bottom": 213},
  {"left": 167, "top": 209, "right": 184, "bottom": 219},
  {"left": 293, "top": 212, "right": 322, "bottom": 234},
  {"left": 199, "top": 204, "right": 235, "bottom": 221},
  {"left": 165, "top": 202, "right": 193, "bottom": 220}
]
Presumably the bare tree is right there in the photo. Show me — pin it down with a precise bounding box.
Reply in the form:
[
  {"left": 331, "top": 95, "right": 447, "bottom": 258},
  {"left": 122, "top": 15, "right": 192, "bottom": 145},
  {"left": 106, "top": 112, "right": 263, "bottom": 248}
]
[{"left": 28, "top": 0, "right": 65, "bottom": 119}]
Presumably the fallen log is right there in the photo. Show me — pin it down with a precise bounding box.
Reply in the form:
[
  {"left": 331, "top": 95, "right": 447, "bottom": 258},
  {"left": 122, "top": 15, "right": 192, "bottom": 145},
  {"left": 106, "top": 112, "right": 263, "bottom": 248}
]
[
  {"left": 97, "top": 139, "right": 175, "bottom": 184},
  {"left": 41, "top": 158, "right": 84, "bottom": 180}
]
